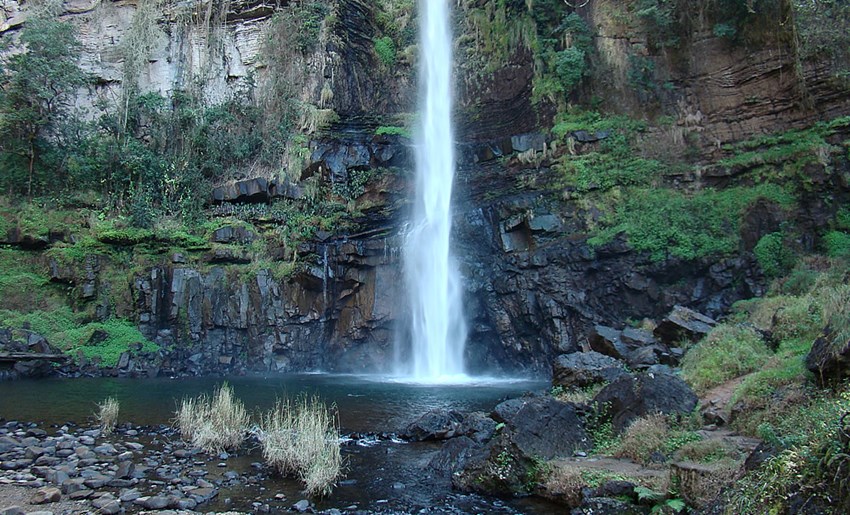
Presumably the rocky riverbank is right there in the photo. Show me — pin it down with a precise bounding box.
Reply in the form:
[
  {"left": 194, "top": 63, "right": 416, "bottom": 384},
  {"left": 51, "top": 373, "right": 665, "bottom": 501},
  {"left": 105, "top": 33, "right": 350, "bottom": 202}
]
[{"left": 0, "top": 419, "right": 359, "bottom": 515}]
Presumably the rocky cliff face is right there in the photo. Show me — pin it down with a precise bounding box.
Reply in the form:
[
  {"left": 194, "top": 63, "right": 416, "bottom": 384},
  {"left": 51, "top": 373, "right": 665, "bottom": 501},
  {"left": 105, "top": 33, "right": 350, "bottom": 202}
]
[{"left": 2, "top": 0, "right": 848, "bottom": 377}]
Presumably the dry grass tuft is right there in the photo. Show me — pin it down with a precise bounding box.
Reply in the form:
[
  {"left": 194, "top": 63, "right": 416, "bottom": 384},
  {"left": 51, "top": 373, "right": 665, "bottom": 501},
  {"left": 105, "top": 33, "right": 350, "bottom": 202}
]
[
  {"left": 615, "top": 414, "right": 669, "bottom": 464},
  {"left": 96, "top": 397, "right": 120, "bottom": 435},
  {"left": 260, "top": 395, "right": 342, "bottom": 497},
  {"left": 176, "top": 383, "right": 248, "bottom": 454}
]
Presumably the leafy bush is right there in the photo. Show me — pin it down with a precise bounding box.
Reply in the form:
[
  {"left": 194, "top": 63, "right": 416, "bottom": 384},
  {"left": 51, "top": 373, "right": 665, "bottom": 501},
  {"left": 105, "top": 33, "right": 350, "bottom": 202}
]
[
  {"left": 682, "top": 324, "right": 772, "bottom": 393},
  {"left": 754, "top": 232, "right": 796, "bottom": 277},
  {"left": 374, "top": 36, "right": 397, "bottom": 67},
  {"left": 726, "top": 389, "right": 850, "bottom": 513},
  {"left": 531, "top": 12, "right": 592, "bottom": 103},
  {"left": 0, "top": 13, "right": 86, "bottom": 196},
  {"left": 823, "top": 231, "right": 850, "bottom": 258}
]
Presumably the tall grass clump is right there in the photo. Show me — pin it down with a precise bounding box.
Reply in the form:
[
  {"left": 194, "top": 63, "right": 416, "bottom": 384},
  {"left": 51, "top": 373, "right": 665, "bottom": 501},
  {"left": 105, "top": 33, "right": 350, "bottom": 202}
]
[
  {"left": 96, "top": 397, "right": 120, "bottom": 435},
  {"left": 176, "top": 383, "right": 248, "bottom": 453},
  {"left": 260, "top": 395, "right": 342, "bottom": 497},
  {"left": 682, "top": 323, "right": 773, "bottom": 393}
]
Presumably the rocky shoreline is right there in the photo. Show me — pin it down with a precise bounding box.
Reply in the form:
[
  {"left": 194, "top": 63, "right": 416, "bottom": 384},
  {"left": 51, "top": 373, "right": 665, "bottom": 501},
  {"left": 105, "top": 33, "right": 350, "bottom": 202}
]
[{"left": 0, "top": 420, "right": 352, "bottom": 515}]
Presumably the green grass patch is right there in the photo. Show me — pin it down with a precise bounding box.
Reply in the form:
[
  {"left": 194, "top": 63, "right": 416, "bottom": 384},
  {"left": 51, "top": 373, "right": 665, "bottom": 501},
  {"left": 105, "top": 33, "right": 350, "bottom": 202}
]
[
  {"left": 715, "top": 116, "right": 850, "bottom": 191},
  {"left": 726, "top": 389, "right": 850, "bottom": 514},
  {"left": 375, "top": 125, "right": 410, "bottom": 138},
  {"left": 682, "top": 324, "right": 773, "bottom": 393},
  {"left": 59, "top": 319, "right": 159, "bottom": 367},
  {"left": 551, "top": 110, "right": 648, "bottom": 140},
  {"left": 0, "top": 307, "right": 158, "bottom": 367},
  {"left": 588, "top": 184, "right": 795, "bottom": 261},
  {"left": 556, "top": 133, "right": 663, "bottom": 192}
]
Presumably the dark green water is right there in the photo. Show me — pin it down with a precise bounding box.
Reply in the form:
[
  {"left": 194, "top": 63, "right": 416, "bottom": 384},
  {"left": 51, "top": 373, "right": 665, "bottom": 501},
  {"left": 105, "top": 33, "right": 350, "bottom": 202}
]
[
  {"left": 0, "top": 374, "right": 559, "bottom": 514},
  {"left": 0, "top": 374, "right": 544, "bottom": 431}
]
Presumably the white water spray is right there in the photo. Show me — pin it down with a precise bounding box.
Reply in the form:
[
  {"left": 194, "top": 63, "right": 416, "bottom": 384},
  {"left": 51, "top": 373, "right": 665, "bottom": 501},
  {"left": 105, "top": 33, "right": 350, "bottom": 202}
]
[{"left": 403, "top": 0, "right": 467, "bottom": 382}]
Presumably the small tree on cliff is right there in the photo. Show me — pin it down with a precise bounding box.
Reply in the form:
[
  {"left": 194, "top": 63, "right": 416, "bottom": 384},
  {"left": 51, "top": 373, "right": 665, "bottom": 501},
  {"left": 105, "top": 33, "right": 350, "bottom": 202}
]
[{"left": 0, "top": 13, "right": 86, "bottom": 197}]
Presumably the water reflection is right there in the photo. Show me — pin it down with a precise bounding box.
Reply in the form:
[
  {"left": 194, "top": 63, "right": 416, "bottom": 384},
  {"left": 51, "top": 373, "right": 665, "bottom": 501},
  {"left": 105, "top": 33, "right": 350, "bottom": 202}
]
[{"left": 0, "top": 373, "right": 545, "bottom": 432}]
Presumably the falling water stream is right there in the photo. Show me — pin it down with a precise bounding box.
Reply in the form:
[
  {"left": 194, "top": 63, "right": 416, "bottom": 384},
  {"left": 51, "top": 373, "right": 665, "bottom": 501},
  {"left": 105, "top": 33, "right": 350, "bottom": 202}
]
[{"left": 404, "top": 0, "right": 467, "bottom": 381}]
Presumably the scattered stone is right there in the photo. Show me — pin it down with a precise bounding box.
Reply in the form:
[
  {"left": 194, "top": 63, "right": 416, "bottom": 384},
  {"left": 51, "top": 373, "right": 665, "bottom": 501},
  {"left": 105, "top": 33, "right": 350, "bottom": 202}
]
[
  {"left": 31, "top": 486, "right": 61, "bottom": 504},
  {"left": 45, "top": 470, "right": 68, "bottom": 486},
  {"left": 114, "top": 460, "right": 134, "bottom": 479},
  {"left": 118, "top": 488, "right": 141, "bottom": 502},
  {"left": 293, "top": 499, "right": 311, "bottom": 512},
  {"left": 68, "top": 488, "right": 94, "bottom": 500},
  {"left": 0, "top": 508, "right": 25, "bottom": 515},
  {"left": 60, "top": 477, "right": 87, "bottom": 495},
  {"left": 92, "top": 495, "right": 121, "bottom": 514},
  {"left": 139, "top": 495, "right": 170, "bottom": 510}
]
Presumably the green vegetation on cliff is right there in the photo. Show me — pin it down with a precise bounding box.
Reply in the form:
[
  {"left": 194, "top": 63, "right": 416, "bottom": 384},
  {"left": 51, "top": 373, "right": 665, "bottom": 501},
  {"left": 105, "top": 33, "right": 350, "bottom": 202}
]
[{"left": 589, "top": 184, "right": 794, "bottom": 261}]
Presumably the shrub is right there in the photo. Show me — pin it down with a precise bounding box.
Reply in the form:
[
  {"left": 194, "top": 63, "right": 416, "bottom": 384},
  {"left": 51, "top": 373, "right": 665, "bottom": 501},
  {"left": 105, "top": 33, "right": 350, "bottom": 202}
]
[
  {"left": 176, "top": 383, "right": 248, "bottom": 454},
  {"left": 823, "top": 231, "right": 850, "bottom": 258},
  {"left": 260, "top": 395, "right": 342, "bottom": 497},
  {"left": 374, "top": 36, "right": 396, "bottom": 67},
  {"left": 754, "top": 232, "right": 796, "bottom": 277},
  {"left": 96, "top": 397, "right": 120, "bottom": 435},
  {"left": 682, "top": 324, "right": 773, "bottom": 393},
  {"left": 820, "top": 284, "right": 850, "bottom": 352}
]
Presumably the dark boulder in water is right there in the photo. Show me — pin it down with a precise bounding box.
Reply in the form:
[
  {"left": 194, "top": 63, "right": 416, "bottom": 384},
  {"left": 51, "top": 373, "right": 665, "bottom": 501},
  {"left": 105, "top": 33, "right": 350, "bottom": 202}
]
[{"left": 401, "top": 409, "right": 496, "bottom": 443}]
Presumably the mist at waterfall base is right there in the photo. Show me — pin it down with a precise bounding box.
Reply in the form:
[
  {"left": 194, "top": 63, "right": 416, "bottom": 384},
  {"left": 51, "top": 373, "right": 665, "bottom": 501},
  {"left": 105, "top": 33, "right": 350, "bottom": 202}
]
[{"left": 398, "top": 0, "right": 469, "bottom": 383}]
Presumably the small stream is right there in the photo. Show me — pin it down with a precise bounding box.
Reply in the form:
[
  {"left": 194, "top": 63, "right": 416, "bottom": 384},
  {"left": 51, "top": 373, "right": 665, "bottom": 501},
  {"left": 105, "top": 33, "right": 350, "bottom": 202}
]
[{"left": 0, "top": 374, "right": 559, "bottom": 514}]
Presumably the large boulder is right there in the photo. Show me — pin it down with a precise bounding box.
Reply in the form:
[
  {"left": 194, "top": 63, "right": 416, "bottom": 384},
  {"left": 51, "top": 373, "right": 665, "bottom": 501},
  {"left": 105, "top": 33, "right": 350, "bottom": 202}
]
[
  {"left": 553, "top": 351, "right": 629, "bottom": 389},
  {"left": 654, "top": 306, "right": 716, "bottom": 346},
  {"left": 588, "top": 326, "right": 631, "bottom": 360},
  {"left": 493, "top": 396, "right": 590, "bottom": 459},
  {"left": 593, "top": 373, "right": 698, "bottom": 432},
  {"left": 401, "top": 409, "right": 495, "bottom": 443},
  {"left": 427, "top": 436, "right": 481, "bottom": 474},
  {"left": 805, "top": 327, "right": 850, "bottom": 386}
]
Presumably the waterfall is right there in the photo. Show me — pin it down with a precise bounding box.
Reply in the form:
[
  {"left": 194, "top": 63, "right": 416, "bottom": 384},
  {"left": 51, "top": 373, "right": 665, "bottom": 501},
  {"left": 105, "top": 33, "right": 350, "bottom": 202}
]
[{"left": 403, "top": 0, "right": 467, "bottom": 381}]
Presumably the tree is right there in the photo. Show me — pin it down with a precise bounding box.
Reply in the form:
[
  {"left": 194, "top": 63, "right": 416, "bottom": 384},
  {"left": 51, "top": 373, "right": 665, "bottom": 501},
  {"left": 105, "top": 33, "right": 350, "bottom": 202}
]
[{"left": 0, "top": 14, "right": 86, "bottom": 196}]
